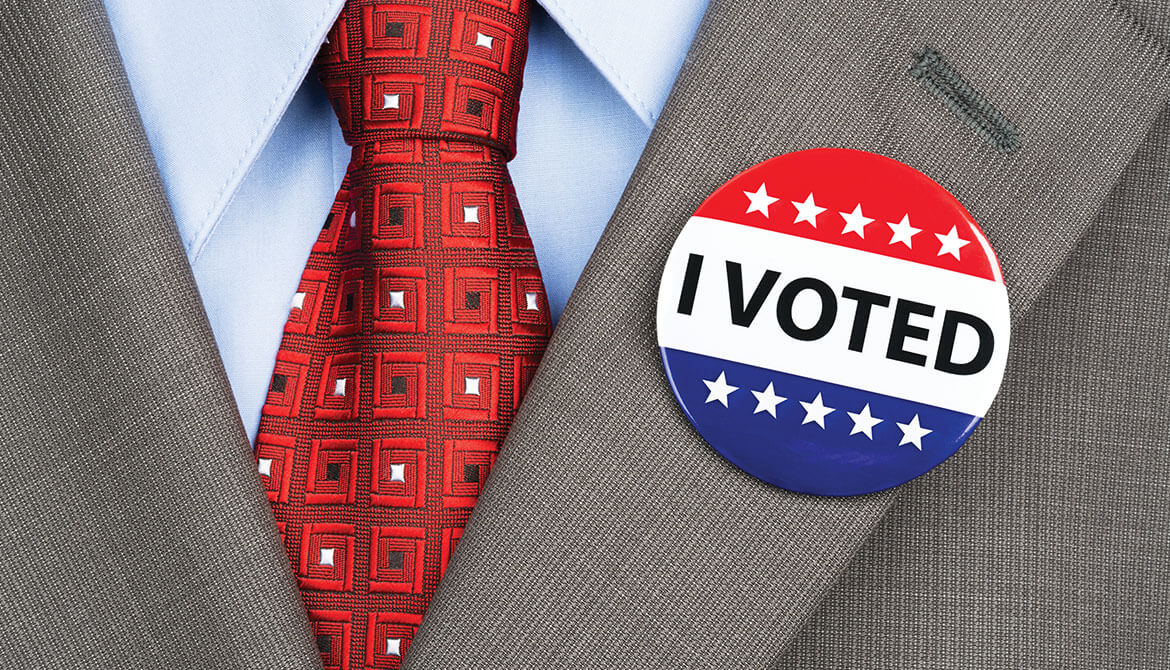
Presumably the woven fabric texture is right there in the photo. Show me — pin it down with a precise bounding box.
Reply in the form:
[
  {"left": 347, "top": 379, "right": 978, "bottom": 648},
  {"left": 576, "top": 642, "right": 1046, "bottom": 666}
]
[
  {"left": 254, "top": 2, "right": 551, "bottom": 668},
  {"left": 404, "top": 0, "right": 1170, "bottom": 667},
  {"left": 0, "top": 0, "right": 320, "bottom": 668},
  {"left": 0, "top": 0, "right": 1168, "bottom": 668},
  {"left": 772, "top": 104, "right": 1170, "bottom": 668},
  {"left": 771, "top": 12, "right": 1170, "bottom": 665}
]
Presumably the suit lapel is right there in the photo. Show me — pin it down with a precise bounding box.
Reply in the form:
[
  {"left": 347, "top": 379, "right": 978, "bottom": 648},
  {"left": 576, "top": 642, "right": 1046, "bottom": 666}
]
[
  {"left": 405, "top": 0, "right": 1170, "bottom": 666},
  {"left": 1, "top": 0, "right": 1162, "bottom": 665},
  {"left": 0, "top": 1, "right": 319, "bottom": 667}
]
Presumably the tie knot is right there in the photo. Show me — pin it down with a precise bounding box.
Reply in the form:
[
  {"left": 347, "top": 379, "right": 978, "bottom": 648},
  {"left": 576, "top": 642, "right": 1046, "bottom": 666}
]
[{"left": 317, "top": 1, "right": 530, "bottom": 157}]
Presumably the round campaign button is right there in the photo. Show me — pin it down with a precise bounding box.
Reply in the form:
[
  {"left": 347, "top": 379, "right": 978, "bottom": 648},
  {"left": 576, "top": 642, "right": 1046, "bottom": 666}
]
[{"left": 656, "top": 148, "right": 1010, "bottom": 496}]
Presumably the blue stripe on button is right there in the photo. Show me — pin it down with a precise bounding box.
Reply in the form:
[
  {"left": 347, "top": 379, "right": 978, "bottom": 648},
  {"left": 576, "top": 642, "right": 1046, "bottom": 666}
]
[{"left": 660, "top": 347, "right": 981, "bottom": 496}]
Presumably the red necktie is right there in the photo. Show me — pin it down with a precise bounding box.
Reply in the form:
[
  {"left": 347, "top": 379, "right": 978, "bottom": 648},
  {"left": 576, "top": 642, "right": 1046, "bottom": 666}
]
[{"left": 254, "top": 2, "right": 548, "bottom": 667}]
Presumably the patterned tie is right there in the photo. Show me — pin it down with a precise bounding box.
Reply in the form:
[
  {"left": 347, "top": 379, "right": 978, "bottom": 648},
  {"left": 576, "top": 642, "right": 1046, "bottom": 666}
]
[{"left": 253, "top": 1, "right": 548, "bottom": 667}]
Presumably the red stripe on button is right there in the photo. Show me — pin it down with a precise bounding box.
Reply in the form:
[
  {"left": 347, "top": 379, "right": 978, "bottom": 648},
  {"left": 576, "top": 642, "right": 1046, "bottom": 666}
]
[{"left": 693, "top": 148, "right": 1001, "bottom": 283}]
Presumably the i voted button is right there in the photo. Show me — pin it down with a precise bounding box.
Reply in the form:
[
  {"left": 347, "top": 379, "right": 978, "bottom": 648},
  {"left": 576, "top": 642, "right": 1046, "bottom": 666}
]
[{"left": 656, "top": 148, "right": 1010, "bottom": 496}]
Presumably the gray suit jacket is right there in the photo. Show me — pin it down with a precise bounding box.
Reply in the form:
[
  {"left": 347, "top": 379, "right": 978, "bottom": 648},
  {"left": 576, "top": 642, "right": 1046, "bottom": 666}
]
[{"left": 0, "top": 0, "right": 1166, "bottom": 668}]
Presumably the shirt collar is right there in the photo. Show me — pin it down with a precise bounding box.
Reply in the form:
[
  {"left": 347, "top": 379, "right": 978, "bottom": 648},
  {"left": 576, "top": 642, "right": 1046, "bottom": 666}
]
[
  {"left": 104, "top": 0, "right": 706, "bottom": 255},
  {"left": 537, "top": 0, "right": 709, "bottom": 127},
  {"left": 104, "top": 0, "right": 346, "bottom": 258}
]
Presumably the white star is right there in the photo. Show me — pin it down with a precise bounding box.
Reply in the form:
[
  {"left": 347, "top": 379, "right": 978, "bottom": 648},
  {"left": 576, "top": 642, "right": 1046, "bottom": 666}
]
[
  {"left": 383, "top": 93, "right": 400, "bottom": 109},
  {"left": 388, "top": 290, "right": 405, "bottom": 309},
  {"left": 743, "top": 182, "right": 779, "bottom": 218},
  {"left": 799, "top": 393, "right": 835, "bottom": 428},
  {"left": 935, "top": 225, "right": 971, "bottom": 260},
  {"left": 257, "top": 458, "right": 273, "bottom": 477},
  {"left": 750, "top": 382, "right": 786, "bottom": 417},
  {"left": 886, "top": 214, "right": 921, "bottom": 248},
  {"left": 791, "top": 193, "right": 826, "bottom": 227},
  {"left": 838, "top": 203, "right": 874, "bottom": 238},
  {"left": 319, "top": 547, "right": 335, "bottom": 567},
  {"left": 897, "top": 414, "right": 932, "bottom": 450},
  {"left": 388, "top": 462, "right": 407, "bottom": 483},
  {"left": 702, "top": 371, "right": 738, "bottom": 407},
  {"left": 474, "top": 32, "right": 494, "bottom": 49},
  {"left": 846, "top": 403, "right": 883, "bottom": 439}
]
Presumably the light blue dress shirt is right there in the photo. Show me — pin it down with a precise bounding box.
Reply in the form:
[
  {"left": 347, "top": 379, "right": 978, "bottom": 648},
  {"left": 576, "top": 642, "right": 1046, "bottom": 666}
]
[{"left": 103, "top": 0, "right": 707, "bottom": 439}]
